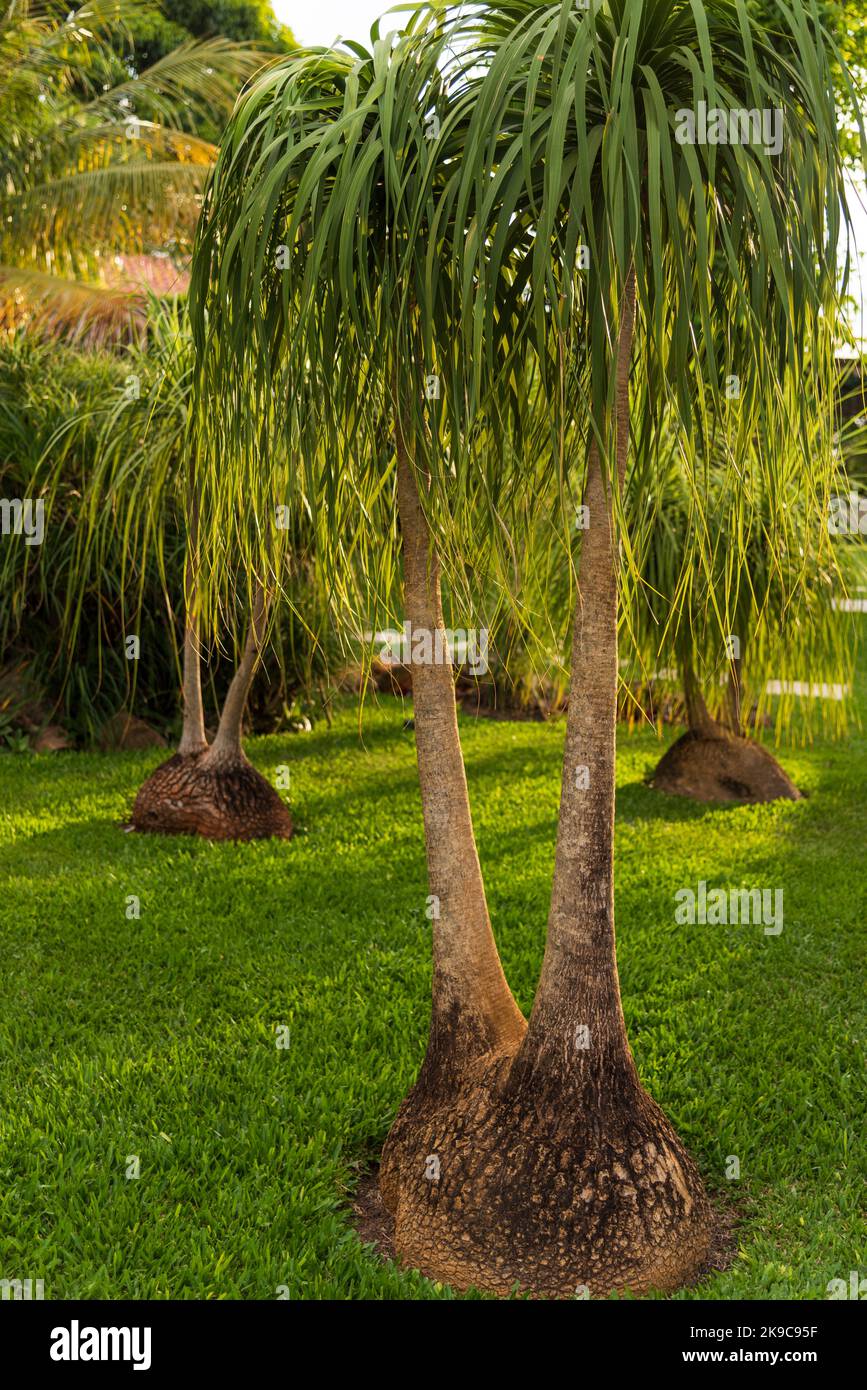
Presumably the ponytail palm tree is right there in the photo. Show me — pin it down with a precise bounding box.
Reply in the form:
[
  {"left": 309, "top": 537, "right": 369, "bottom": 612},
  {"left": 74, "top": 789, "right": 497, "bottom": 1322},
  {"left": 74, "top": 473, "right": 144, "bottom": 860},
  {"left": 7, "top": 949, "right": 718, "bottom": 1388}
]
[
  {"left": 192, "top": 0, "right": 859, "bottom": 1297},
  {"left": 191, "top": 8, "right": 527, "bottom": 1144},
  {"left": 56, "top": 300, "right": 292, "bottom": 837},
  {"left": 632, "top": 424, "right": 857, "bottom": 803}
]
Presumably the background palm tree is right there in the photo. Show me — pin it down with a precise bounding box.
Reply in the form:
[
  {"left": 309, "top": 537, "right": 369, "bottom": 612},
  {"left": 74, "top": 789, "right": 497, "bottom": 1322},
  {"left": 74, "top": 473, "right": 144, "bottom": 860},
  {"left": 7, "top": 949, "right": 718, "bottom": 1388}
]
[
  {"left": 631, "top": 423, "right": 859, "bottom": 802},
  {"left": 0, "top": 0, "right": 266, "bottom": 342},
  {"left": 62, "top": 297, "right": 295, "bottom": 837}
]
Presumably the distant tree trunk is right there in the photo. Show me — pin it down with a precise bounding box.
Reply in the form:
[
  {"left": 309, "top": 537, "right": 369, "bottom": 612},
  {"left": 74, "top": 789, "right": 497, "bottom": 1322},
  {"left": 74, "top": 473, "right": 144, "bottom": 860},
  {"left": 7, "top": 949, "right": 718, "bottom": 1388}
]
[
  {"left": 381, "top": 275, "right": 715, "bottom": 1298},
  {"left": 726, "top": 658, "right": 743, "bottom": 735},
  {"left": 682, "top": 651, "right": 720, "bottom": 738},
  {"left": 201, "top": 583, "right": 268, "bottom": 767},
  {"left": 178, "top": 466, "right": 208, "bottom": 757}
]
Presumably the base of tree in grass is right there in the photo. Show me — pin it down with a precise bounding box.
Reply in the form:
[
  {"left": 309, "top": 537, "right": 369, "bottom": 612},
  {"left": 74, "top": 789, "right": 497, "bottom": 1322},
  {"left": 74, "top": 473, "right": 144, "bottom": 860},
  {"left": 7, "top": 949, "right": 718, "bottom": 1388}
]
[
  {"left": 378, "top": 1049, "right": 720, "bottom": 1299},
  {"left": 651, "top": 729, "right": 801, "bottom": 804},
  {"left": 129, "top": 752, "right": 293, "bottom": 841},
  {"left": 357, "top": 1166, "right": 735, "bottom": 1299}
]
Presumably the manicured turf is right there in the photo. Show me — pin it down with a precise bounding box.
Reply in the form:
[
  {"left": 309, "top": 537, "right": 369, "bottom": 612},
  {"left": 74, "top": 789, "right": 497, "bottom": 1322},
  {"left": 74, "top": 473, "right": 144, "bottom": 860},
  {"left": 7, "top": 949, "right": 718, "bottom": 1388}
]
[{"left": 0, "top": 665, "right": 864, "bottom": 1300}]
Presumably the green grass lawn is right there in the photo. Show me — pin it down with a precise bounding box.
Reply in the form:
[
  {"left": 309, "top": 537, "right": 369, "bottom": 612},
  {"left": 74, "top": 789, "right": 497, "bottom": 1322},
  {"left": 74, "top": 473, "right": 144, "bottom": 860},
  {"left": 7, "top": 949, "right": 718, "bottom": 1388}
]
[{"left": 0, "top": 666, "right": 864, "bottom": 1300}]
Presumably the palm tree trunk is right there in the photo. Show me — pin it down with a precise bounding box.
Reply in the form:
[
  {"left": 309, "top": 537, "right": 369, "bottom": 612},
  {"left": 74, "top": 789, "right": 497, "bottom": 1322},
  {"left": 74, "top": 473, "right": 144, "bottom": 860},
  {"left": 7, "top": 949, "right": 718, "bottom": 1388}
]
[
  {"left": 727, "top": 658, "right": 743, "bottom": 734},
  {"left": 682, "top": 650, "right": 720, "bottom": 738},
  {"left": 382, "top": 277, "right": 713, "bottom": 1296},
  {"left": 394, "top": 425, "right": 525, "bottom": 1073},
  {"left": 178, "top": 618, "right": 207, "bottom": 755},
  {"left": 514, "top": 271, "right": 637, "bottom": 1085},
  {"left": 177, "top": 469, "right": 208, "bottom": 756},
  {"left": 203, "top": 583, "right": 268, "bottom": 766}
]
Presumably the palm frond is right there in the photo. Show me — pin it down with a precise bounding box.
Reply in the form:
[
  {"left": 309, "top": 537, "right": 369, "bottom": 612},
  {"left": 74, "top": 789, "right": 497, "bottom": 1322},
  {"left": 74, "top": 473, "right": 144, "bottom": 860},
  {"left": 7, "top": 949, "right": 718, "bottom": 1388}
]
[{"left": 0, "top": 262, "right": 145, "bottom": 342}]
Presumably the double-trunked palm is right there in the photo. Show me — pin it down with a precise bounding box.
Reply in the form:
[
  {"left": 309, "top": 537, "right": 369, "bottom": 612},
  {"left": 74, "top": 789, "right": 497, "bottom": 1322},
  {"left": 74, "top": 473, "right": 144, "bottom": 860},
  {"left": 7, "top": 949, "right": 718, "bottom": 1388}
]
[
  {"left": 131, "top": 507, "right": 293, "bottom": 841},
  {"left": 190, "top": 2, "right": 855, "bottom": 1295}
]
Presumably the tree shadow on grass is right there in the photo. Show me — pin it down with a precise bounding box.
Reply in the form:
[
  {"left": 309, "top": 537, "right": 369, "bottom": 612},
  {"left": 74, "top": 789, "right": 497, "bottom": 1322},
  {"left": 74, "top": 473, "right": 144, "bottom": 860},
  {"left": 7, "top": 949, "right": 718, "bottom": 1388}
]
[{"left": 614, "top": 773, "right": 815, "bottom": 826}]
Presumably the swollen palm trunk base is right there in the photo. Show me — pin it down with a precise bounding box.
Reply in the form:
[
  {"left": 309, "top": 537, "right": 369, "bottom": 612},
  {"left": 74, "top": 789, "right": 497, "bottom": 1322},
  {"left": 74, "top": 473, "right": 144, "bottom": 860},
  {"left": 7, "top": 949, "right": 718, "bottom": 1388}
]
[
  {"left": 130, "top": 751, "right": 293, "bottom": 841},
  {"left": 379, "top": 1039, "right": 714, "bottom": 1298},
  {"left": 652, "top": 729, "right": 801, "bottom": 804}
]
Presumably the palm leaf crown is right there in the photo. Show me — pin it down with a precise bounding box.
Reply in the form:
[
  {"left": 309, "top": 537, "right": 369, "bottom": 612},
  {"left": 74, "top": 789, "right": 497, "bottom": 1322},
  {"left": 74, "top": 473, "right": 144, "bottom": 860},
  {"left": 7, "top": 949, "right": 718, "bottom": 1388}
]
[{"left": 190, "top": 0, "right": 862, "bottom": 649}]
